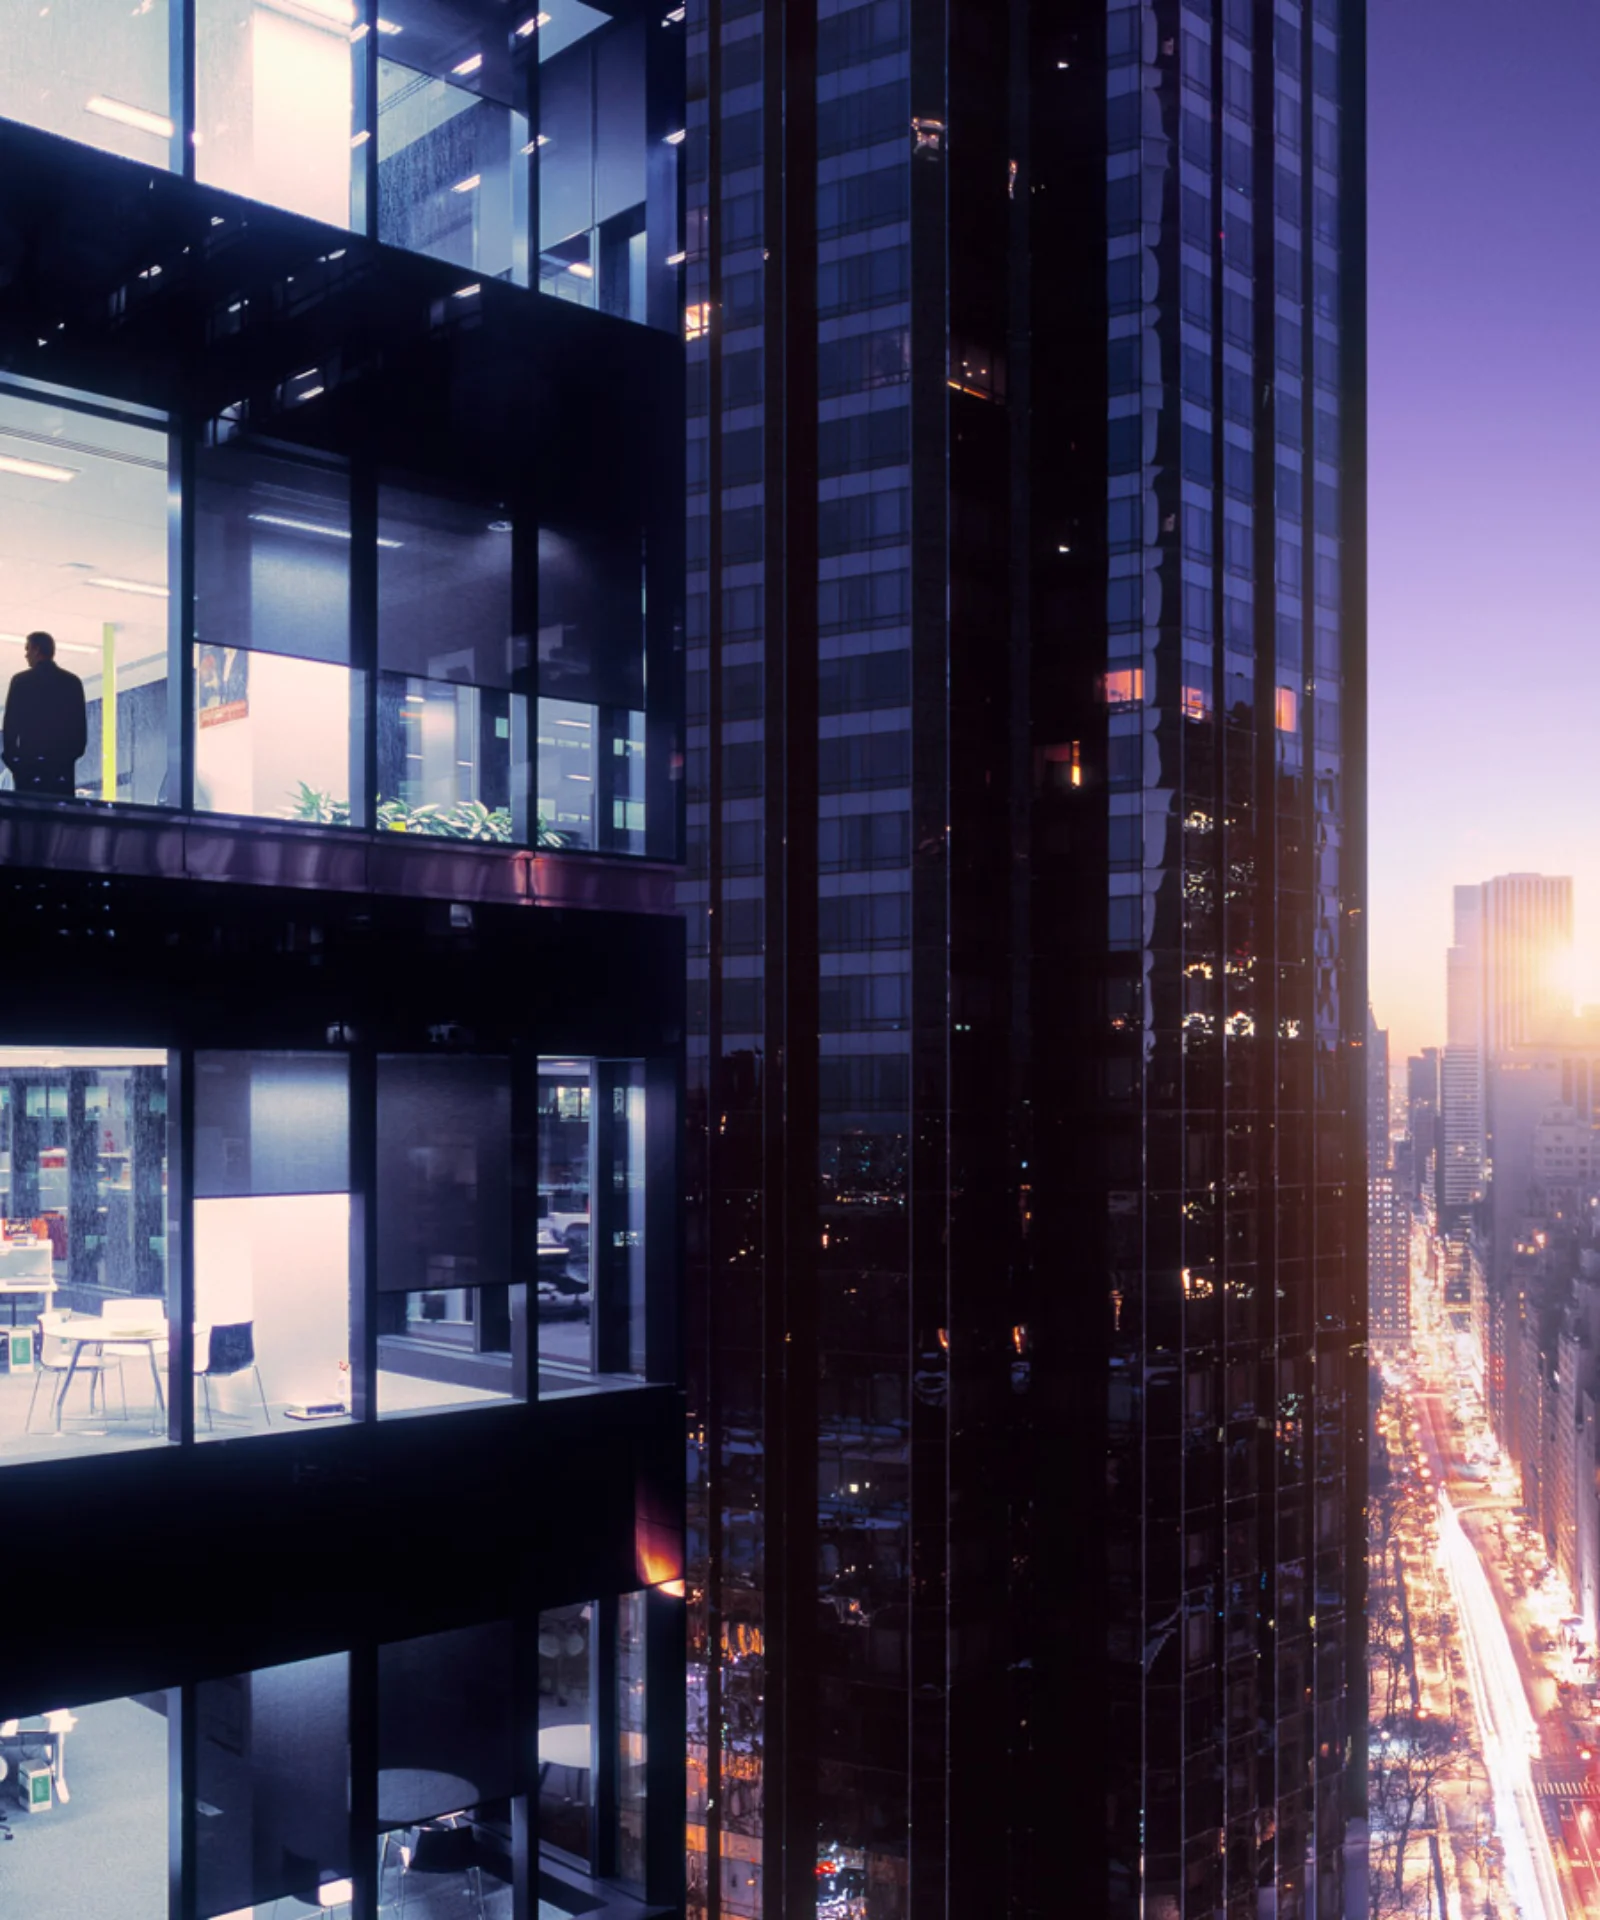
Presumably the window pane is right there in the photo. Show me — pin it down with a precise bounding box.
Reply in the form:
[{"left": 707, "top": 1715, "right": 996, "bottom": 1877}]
[
  {"left": 196, "top": 0, "right": 355, "bottom": 225},
  {"left": 378, "top": 489, "right": 514, "bottom": 687},
  {"left": 378, "top": 1621, "right": 515, "bottom": 1823},
  {"left": 538, "top": 1057, "right": 645, "bottom": 1392},
  {"left": 194, "top": 1052, "right": 351, "bottom": 1438},
  {"left": 195, "top": 443, "right": 352, "bottom": 667},
  {"left": 377, "top": 61, "right": 524, "bottom": 282},
  {"left": 195, "top": 649, "right": 358, "bottom": 824},
  {"left": 616, "top": 1592, "right": 647, "bottom": 1887},
  {"left": 539, "top": 12, "right": 668, "bottom": 327},
  {"left": 375, "top": 1055, "right": 522, "bottom": 1417},
  {"left": 194, "top": 442, "right": 357, "bottom": 824},
  {"left": 0, "top": 1047, "right": 172, "bottom": 1465},
  {"left": 0, "top": 0, "right": 173, "bottom": 164},
  {"left": 196, "top": 1654, "right": 350, "bottom": 1917},
  {"left": 537, "top": 1602, "right": 593, "bottom": 1861},
  {"left": 376, "top": 488, "right": 518, "bottom": 836},
  {"left": 0, "top": 390, "right": 170, "bottom": 806},
  {"left": 0, "top": 1691, "right": 170, "bottom": 1907},
  {"left": 537, "top": 525, "right": 646, "bottom": 853}
]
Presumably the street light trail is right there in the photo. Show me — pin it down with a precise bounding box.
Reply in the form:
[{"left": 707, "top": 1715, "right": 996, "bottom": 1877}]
[{"left": 1437, "top": 1489, "right": 1567, "bottom": 1920}]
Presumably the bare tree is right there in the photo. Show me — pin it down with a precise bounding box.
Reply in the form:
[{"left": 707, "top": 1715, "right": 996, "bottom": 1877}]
[{"left": 1370, "top": 1714, "right": 1469, "bottom": 1917}]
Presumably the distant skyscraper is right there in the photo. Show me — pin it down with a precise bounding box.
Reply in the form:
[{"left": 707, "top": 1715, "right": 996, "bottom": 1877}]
[
  {"left": 1442, "top": 874, "right": 1574, "bottom": 1226},
  {"left": 1406, "top": 1046, "right": 1440, "bottom": 1206},
  {"left": 1367, "top": 1170, "right": 1410, "bottom": 1347},
  {"left": 1368, "top": 1006, "right": 1390, "bottom": 1173},
  {"left": 1480, "top": 874, "right": 1575, "bottom": 1056},
  {"left": 1442, "top": 886, "right": 1487, "bottom": 1225},
  {"left": 684, "top": 2, "right": 1368, "bottom": 1917}
]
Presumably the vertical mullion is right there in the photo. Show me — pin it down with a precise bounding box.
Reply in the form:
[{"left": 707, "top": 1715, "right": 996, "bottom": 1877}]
[
  {"left": 349, "top": 1044, "right": 378, "bottom": 1423},
  {"left": 352, "top": 0, "right": 381, "bottom": 238},
  {"left": 511, "top": 1041, "right": 537, "bottom": 1400},
  {"left": 350, "top": 1638, "right": 380, "bottom": 1920},
  {"left": 168, "top": 1047, "right": 195, "bottom": 1447},
  {"left": 351, "top": 464, "right": 378, "bottom": 829},
  {"left": 168, "top": 424, "right": 196, "bottom": 815},
  {"left": 169, "top": 0, "right": 195, "bottom": 182},
  {"left": 593, "top": 1593, "right": 619, "bottom": 1880},
  {"left": 168, "top": 1681, "right": 194, "bottom": 1920}
]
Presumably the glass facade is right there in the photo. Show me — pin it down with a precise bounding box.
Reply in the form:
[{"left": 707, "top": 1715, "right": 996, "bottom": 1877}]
[
  {"left": 686, "top": 1, "right": 1364, "bottom": 1917},
  {"left": 0, "top": 1616, "right": 667, "bottom": 1917},
  {"left": 0, "top": 7, "right": 686, "bottom": 1917},
  {"left": 0, "top": 378, "right": 671, "bottom": 846},
  {"left": 4, "top": 0, "right": 679, "bottom": 320}
]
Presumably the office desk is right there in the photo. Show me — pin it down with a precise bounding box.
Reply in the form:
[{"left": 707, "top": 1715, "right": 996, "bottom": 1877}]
[{"left": 0, "top": 1242, "right": 54, "bottom": 1325}]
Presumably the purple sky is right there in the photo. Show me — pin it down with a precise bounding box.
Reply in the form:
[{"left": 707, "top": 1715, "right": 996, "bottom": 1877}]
[{"left": 1368, "top": 0, "right": 1600, "bottom": 1064}]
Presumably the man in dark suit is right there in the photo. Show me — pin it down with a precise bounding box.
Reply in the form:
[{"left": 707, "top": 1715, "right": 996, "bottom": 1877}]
[{"left": 2, "top": 632, "right": 87, "bottom": 797}]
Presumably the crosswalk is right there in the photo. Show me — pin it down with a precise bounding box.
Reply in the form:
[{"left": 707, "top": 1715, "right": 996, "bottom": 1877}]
[{"left": 1538, "top": 1779, "right": 1600, "bottom": 1802}]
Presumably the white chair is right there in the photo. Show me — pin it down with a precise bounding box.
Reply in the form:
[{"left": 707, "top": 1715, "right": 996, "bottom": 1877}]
[{"left": 27, "top": 1313, "right": 125, "bottom": 1431}]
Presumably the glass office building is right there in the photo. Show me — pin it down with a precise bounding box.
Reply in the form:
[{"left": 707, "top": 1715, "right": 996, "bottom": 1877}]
[
  {"left": 683, "top": 3, "right": 1366, "bottom": 1918},
  {"left": 0, "top": 2, "right": 685, "bottom": 1915}
]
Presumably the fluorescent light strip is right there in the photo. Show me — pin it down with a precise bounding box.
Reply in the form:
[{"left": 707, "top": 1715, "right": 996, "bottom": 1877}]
[
  {"left": 664, "top": 128, "right": 686, "bottom": 145},
  {"left": 0, "top": 452, "right": 77, "bottom": 483},
  {"left": 452, "top": 173, "right": 482, "bottom": 194},
  {"left": 255, "top": 0, "right": 356, "bottom": 26},
  {"left": 375, "top": 16, "right": 402, "bottom": 31},
  {"left": 85, "top": 95, "right": 174, "bottom": 140},
  {"left": 567, "top": 261, "right": 593, "bottom": 279},
  {"left": 87, "top": 577, "right": 168, "bottom": 598},
  {"left": 248, "top": 512, "right": 402, "bottom": 550},
  {"left": 0, "top": 634, "right": 93, "bottom": 655},
  {"left": 452, "top": 52, "right": 483, "bottom": 75},
  {"left": 453, "top": 283, "right": 482, "bottom": 299}
]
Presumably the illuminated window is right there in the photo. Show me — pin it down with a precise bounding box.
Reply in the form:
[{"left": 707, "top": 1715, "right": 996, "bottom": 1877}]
[
  {"left": 1040, "top": 741, "right": 1082, "bottom": 791},
  {"left": 1182, "top": 684, "right": 1209, "bottom": 722},
  {"left": 1275, "top": 685, "right": 1299, "bottom": 731},
  {"left": 685, "top": 302, "right": 711, "bottom": 341},
  {"left": 1104, "top": 668, "right": 1144, "bottom": 709}
]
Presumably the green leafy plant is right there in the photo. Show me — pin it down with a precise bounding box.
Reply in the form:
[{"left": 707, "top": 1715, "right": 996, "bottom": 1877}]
[
  {"left": 286, "top": 782, "right": 351, "bottom": 826},
  {"left": 285, "top": 787, "right": 582, "bottom": 850}
]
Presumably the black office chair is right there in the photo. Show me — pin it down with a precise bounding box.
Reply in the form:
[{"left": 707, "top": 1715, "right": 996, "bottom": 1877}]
[
  {"left": 196, "top": 1321, "right": 271, "bottom": 1429},
  {"left": 396, "top": 1819, "right": 509, "bottom": 1919}
]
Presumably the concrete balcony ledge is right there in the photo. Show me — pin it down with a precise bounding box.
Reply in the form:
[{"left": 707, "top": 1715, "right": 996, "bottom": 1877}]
[{"left": 0, "top": 795, "right": 680, "bottom": 916}]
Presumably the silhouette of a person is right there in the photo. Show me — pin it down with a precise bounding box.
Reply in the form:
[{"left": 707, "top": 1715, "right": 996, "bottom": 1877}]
[{"left": 2, "top": 632, "right": 87, "bottom": 798}]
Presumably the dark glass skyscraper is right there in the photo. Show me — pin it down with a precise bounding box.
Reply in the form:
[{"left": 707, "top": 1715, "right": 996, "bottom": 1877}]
[{"left": 684, "top": 2, "right": 1367, "bottom": 1916}]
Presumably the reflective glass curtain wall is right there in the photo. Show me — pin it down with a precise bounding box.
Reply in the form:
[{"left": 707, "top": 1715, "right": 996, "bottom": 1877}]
[{"left": 685, "top": 1, "right": 1365, "bottom": 1917}]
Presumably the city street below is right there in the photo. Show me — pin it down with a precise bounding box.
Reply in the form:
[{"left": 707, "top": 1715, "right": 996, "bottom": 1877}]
[{"left": 1374, "top": 1237, "right": 1600, "bottom": 1916}]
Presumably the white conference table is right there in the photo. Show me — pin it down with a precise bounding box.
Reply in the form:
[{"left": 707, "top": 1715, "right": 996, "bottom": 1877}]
[
  {"left": 537, "top": 1723, "right": 592, "bottom": 1774},
  {"left": 52, "top": 1316, "right": 168, "bottom": 1435}
]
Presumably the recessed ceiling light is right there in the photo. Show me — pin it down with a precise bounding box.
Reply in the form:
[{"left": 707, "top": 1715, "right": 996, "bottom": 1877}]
[
  {"left": 567, "top": 261, "right": 593, "bottom": 278},
  {"left": 249, "top": 512, "right": 402, "bottom": 549},
  {"left": 0, "top": 453, "right": 77, "bottom": 483},
  {"left": 84, "top": 95, "right": 174, "bottom": 139},
  {"left": 487, "top": 520, "right": 512, "bottom": 533},
  {"left": 87, "top": 577, "right": 168, "bottom": 598}
]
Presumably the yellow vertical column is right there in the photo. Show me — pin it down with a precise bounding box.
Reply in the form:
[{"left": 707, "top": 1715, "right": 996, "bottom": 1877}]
[{"left": 101, "top": 623, "right": 117, "bottom": 802}]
